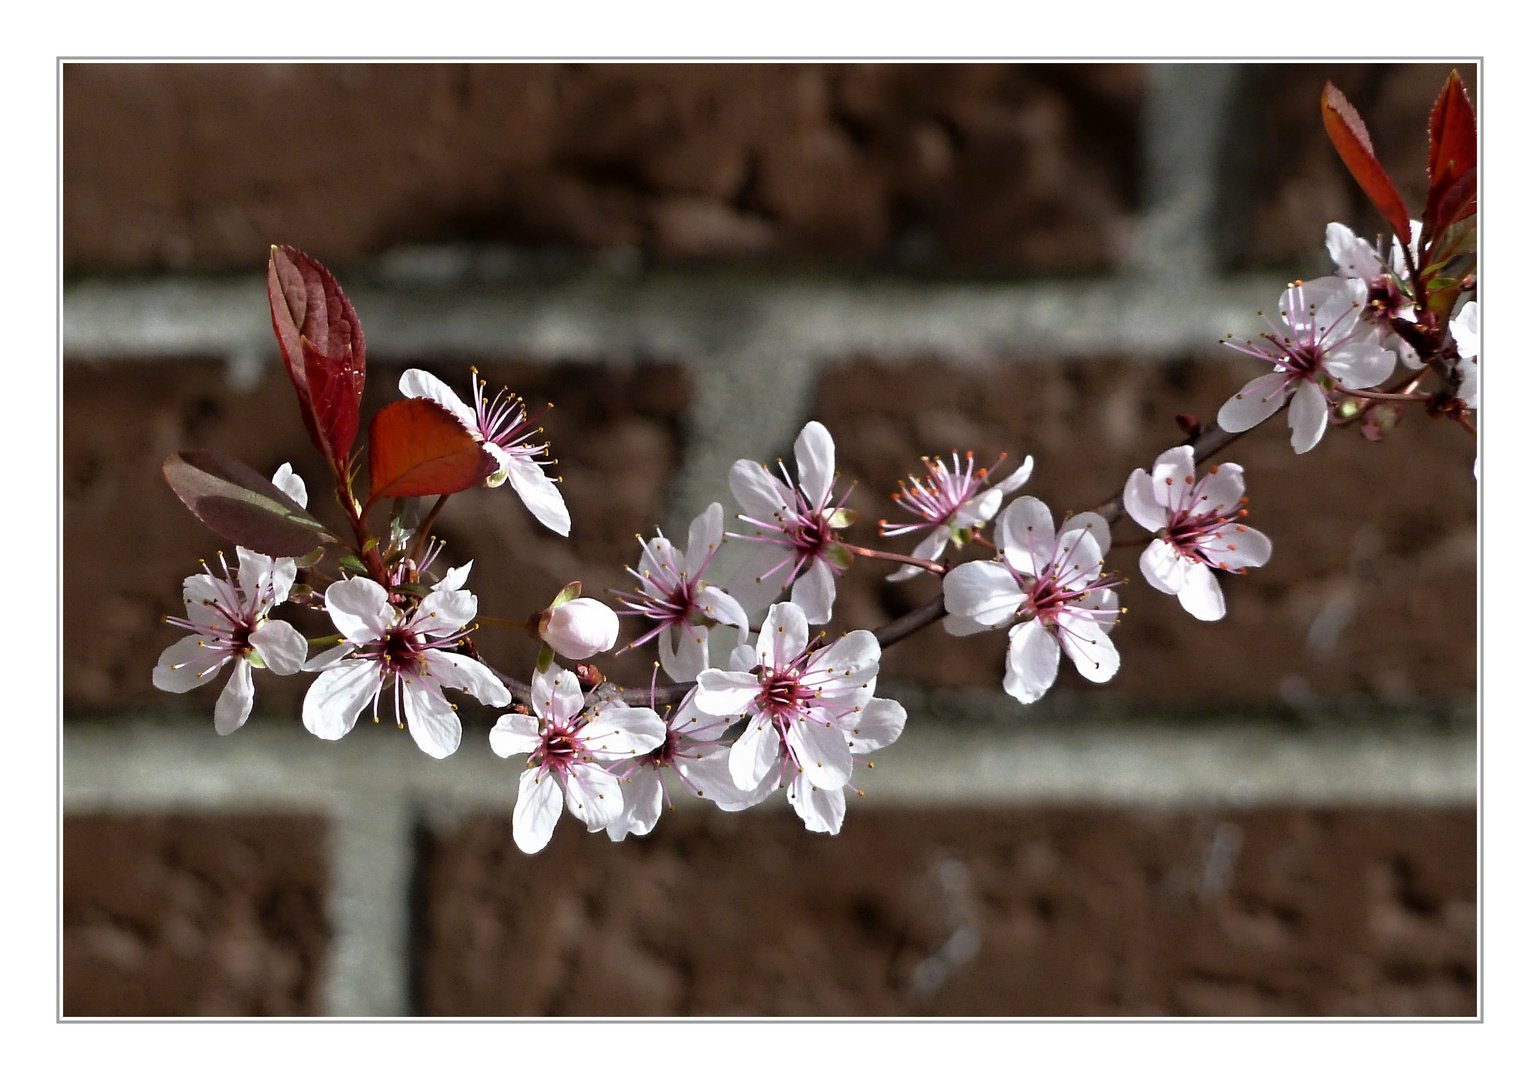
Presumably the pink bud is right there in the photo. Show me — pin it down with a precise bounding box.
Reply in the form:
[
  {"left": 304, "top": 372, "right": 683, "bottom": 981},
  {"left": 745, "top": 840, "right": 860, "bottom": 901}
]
[{"left": 540, "top": 597, "right": 619, "bottom": 660}]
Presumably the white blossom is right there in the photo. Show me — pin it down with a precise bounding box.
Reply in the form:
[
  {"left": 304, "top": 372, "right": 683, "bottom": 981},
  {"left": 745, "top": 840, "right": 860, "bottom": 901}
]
[{"left": 878, "top": 451, "right": 1034, "bottom": 582}]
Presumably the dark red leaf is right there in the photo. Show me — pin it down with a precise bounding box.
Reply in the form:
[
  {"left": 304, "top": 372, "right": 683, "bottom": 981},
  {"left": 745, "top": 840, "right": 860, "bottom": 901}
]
[
  {"left": 267, "top": 246, "right": 367, "bottom": 465},
  {"left": 1322, "top": 81, "right": 1411, "bottom": 246},
  {"left": 367, "top": 398, "right": 497, "bottom": 502},
  {"left": 163, "top": 449, "right": 335, "bottom": 558},
  {"left": 1425, "top": 70, "right": 1477, "bottom": 231}
]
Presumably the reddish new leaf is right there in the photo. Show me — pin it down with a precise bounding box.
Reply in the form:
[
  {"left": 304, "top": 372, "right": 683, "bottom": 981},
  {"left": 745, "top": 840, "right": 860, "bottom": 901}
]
[
  {"left": 1425, "top": 70, "right": 1477, "bottom": 232},
  {"left": 163, "top": 449, "right": 335, "bottom": 558},
  {"left": 1322, "top": 81, "right": 1411, "bottom": 246},
  {"left": 367, "top": 398, "right": 497, "bottom": 502},
  {"left": 267, "top": 245, "right": 367, "bottom": 466}
]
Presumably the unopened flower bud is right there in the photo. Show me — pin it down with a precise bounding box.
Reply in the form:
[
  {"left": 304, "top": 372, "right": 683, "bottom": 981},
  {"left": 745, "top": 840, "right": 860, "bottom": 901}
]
[{"left": 541, "top": 597, "right": 619, "bottom": 660}]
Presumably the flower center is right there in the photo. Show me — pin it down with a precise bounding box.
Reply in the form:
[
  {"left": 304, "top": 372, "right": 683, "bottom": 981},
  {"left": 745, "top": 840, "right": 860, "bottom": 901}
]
[
  {"left": 757, "top": 669, "right": 812, "bottom": 720},
  {"left": 383, "top": 627, "right": 425, "bottom": 672}
]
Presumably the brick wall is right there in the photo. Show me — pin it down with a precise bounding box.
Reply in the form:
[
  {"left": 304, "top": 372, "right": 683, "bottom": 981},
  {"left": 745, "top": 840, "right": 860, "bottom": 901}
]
[{"left": 61, "top": 61, "right": 1477, "bottom": 1017}]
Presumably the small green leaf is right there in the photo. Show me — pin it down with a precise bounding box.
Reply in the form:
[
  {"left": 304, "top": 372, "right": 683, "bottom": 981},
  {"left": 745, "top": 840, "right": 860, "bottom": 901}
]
[
  {"left": 826, "top": 543, "right": 855, "bottom": 571},
  {"left": 536, "top": 644, "right": 556, "bottom": 672},
  {"left": 552, "top": 581, "right": 583, "bottom": 607},
  {"left": 825, "top": 508, "right": 857, "bottom": 530},
  {"left": 338, "top": 553, "right": 369, "bottom": 576}
]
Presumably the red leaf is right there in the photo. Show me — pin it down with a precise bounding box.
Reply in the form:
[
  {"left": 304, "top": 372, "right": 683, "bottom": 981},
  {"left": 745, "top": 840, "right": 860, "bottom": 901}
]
[
  {"left": 1322, "top": 81, "right": 1411, "bottom": 246},
  {"left": 267, "top": 246, "right": 367, "bottom": 466},
  {"left": 367, "top": 398, "right": 497, "bottom": 502},
  {"left": 163, "top": 449, "right": 335, "bottom": 557},
  {"left": 1425, "top": 70, "right": 1477, "bottom": 231}
]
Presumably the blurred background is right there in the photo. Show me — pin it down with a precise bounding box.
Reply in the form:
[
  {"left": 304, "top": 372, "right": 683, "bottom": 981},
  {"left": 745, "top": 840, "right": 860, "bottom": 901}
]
[{"left": 62, "top": 62, "right": 1476, "bottom": 1016}]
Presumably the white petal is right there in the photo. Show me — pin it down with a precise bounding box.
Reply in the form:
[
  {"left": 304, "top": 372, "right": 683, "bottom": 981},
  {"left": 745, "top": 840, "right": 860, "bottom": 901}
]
[
  {"left": 301, "top": 641, "right": 356, "bottom": 673},
  {"left": 270, "top": 462, "right": 308, "bottom": 509},
  {"left": 583, "top": 705, "right": 667, "bottom": 759},
  {"left": 236, "top": 547, "right": 277, "bottom": 604},
  {"left": 729, "top": 715, "right": 783, "bottom": 790},
  {"left": 410, "top": 587, "right": 477, "bottom": 638},
  {"left": 423, "top": 650, "right": 512, "bottom": 707},
  {"left": 1002, "top": 619, "right": 1060, "bottom": 704},
  {"left": 794, "top": 421, "right": 837, "bottom": 507},
  {"left": 785, "top": 715, "right": 853, "bottom": 790},
  {"left": 694, "top": 668, "right": 761, "bottom": 717},
  {"left": 153, "top": 634, "right": 226, "bottom": 693},
  {"left": 724, "top": 543, "right": 793, "bottom": 619},
  {"left": 563, "top": 762, "right": 624, "bottom": 830},
  {"left": 696, "top": 585, "right": 749, "bottom": 640},
  {"left": 942, "top": 560, "right": 1022, "bottom": 628},
  {"left": 1287, "top": 381, "right": 1329, "bottom": 454},
  {"left": 886, "top": 527, "right": 949, "bottom": 583},
  {"left": 1139, "top": 539, "right": 1187, "bottom": 595},
  {"left": 684, "top": 502, "right": 725, "bottom": 581},
  {"left": 1058, "top": 612, "right": 1120, "bottom": 685},
  {"left": 757, "top": 601, "right": 809, "bottom": 669},
  {"left": 1149, "top": 445, "right": 1198, "bottom": 511},
  {"left": 790, "top": 558, "right": 837, "bottom": 625},
  {"left": 213, "top": 661, "right": 255, "bottom": 736},
  {"left": 1450, "top": 302, "right": 1478, "bottom": 360},
  {"left": 433, "top": 561, "right": 472, "bottom": 593},
  {"left": 810, "top": 629, "right": 881, "bottom": 691},
  {"left": 513, "top": 767, "right": 563, "bottom": 854},
  {"left": 249, "top": 619, "right": 307, "bottom": 676},
  {"left": 609, "top": 769, "right": 664, "bottom": 840},
  {"left": 403, "top": 677, "right": 462, "bottom": 759},
  {"left": 788, "top": 771, "right": 845, "bottom": 835},
  {"left": 1057, "top": 512, "right": 1110, "bottom": 568},
  {"left": 399, "top": 368, "right": 477, "bottom": 431},
  {"left": 532, "top": 666, "right": 585, "bottom": 725},
  {"left": 506, "top": 460, "right": 571, "bottom": 536},
  {"left": 674, "top": 747, "right": 746, "bottom": 806},
  {"left": 302, "top": 660, "right": 380, "bottom": 741},
  {"left": 942, "top": 612, "right": 994, "bottom": 637},
  {"left": 489, "top": 713, "right": 541, "bottom": 758},
  {"left": 728, "top": 459, "right": 790, "bottom": 522},
  {"left": 848, "top": 696, "right": 906, "bottom": 754},
  {"left": 1325, "top": 339, "right": 1397, "bottom": 390},
  {"left": 325, "top": 577, "right": 395, "bottom": 643},
  {"left": 1196, "top": 523, "right": 1273, "bottom": 570},
  {"left": 996, "top": 496, "right": 1057, "bottom": 577},
  {"left": 1217, "top": 373, "right": 1289, "bottom": 433},
  {"left": 1176, "top": 566, "right": 1226, "bottom": 621},
  {"left": 1324, "top": 222, "right": 1380, "bottom": 282},
  {"left": 1122, "top": 468, "right": 1168, "bottom": 534},
  {"left": 1192, "top": 462, "right": 1246, "bottom": 513},
  {"left": 660, "top": 621, "right": 711, "bottom": 682},
  {"left": 988, "top": 455, "right": 1035, "bottom": 499}
]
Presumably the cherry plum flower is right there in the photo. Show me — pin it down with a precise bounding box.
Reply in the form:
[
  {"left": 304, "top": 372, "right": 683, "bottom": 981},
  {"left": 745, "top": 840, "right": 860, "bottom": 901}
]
[
  {"left": 693, "top": 601, "right": 907, "bottom": 835},
  {"left": 616, "top": 502, "right": 749, "bottom": 681},
  {"left": 1123, "top": 446, "right": 1272, "bottom": 621},
  {"left": 399, "top": 367, "right": 570, "bottom": 536},
  {"left": 152, "top": 547, "right": 308, "bottom": 735},
  {"left": 302, "top": 572, "right": 510, "bottom": 758},
  {"left": 1325, "top": 221, "right": 1422, "bottom": 367},
  {"left": 878, "top": 451, "right": 1035, "bottom": 582},
  {"left": 603, "top": 687, "right": 746, "bottom": 840},
  {"left": 942, "top": 497, "right": 1121, "bottom": 705},
  {"left": 489, "top": 665, "right": 666, "bottom": 854},
  {"left": 152, "top": 463, "right": 312, "bottom": 735},
  {"left": 541, "top": 596, "right": 619, "bottom": 661},
  {"left": 726, "top": 421, "right": 855, "bottom": 625},
  {"left": 1219, "top": 276, "right": 1398, "bottom": 454}
]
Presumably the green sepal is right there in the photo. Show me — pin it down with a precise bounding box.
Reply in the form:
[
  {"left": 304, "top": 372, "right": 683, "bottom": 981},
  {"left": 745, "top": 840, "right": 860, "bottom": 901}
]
[
  {"left": 294, "top": 546, "right": 327, "bottom": 568},
  {"left": 535, "top": 644, "right": 556, "bottom": 672},
  {"left": 826, "top": 543, "right": 855, "bottom": 571},
  {"left": 551, "top": 581, "right": 583, "bottom": 607},
  {"left": 825, "top": 508, "right": 857, "bottom": 530}
]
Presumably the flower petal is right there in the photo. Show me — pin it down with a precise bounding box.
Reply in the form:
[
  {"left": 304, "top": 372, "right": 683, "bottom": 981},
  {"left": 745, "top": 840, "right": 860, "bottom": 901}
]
[
  {"left": 1195, "top": 523, "right": 1273, "bottom": 570},
  {"left": 1217, "top": 373, "right": 1290, "bottom": 434},
  {"left": 790, "top": 558, "right": 837, "bottom": 626},
  {"left": 423, "top": 650, "right": 512, "bottom": 707},
  {"left": 301, "top": 641, "right": 356, "bottom": 673},
  {"left": 728, "top": 459, "right": 790, "bottom": 522},
  {"left": 787, "top": 770, "right": 845, "bottom": 835},
  {"left": 996, "top": 496, "right": 1057, "bottom": 577},
  {"left": 302, "top": 660, "right": 380, "bottom": 741},
  {"left": 659, "top": 621, "right": 711, "bottom": 682},
  {"left": 1058, "top": 612, "right": 1120, "bottom": 685},
  {"left": 213, "top": 660, "right": 255, "bottom": 736},
  {"left": 697, "top": 585, "right": 749, "bottom": 639},
  {"left": 583, "top": 705, "right": 667, "bottom": 759},
  {"left": 153, "top": 634, "right": 226, "bottom": 693},
  {"left": 325, "top": 577, "right": 396, "bottom": 644},
  {"left": 1287, "top": 381, "right": 1329, "bottom": 454},
  {"left": 942, "top": 560, "right": 1022, "bottom": 628},
  {"left": 794, "top": 421, "right": 836, "bottom": 507},
  {"left": 532, "top": 665, "right": 585, "bottom": 725},
  {"left": 512, "top": 766, "right": 562, "bottom": 854},
  {"left": 1325, "top": 339, "right": 1397, "bottom": 390},
  {"left": 250, "top": 618, "right": 307, "bottom": 676},
  {"left": 729, "top": 714, "right": 783, "bottom": 790},
  {"left": 1176, "top": 566, "right": 1226, "bottom": 621},
  {"left": 848, "top": 696, "right": 906, "bottom": 754},
  {"left": 1139, "top": 539, "right": 1187, "bottom": 595},
  {"left": 608, "top": 768, "right": 664, "bottom": 840},
  {"left": 270, "top": 462, "right": 309, "bottom": 509},
  {"left": 506, "top": 459, "right": 571, "bottom": 537},
  {"left": 757, "top": 601, "right": 809, "bottom": 670},
  {"left": 784, "top": 714, "right": 853, "bottom": 790},
  {"left": 684, "top": 502, "right": 725, "bottom": 581},
  {"left": 694, "top": 668, "right": 761, "bottom": 717},
  {"left": 1002, "top": 619, "right": 1060, "bottom": 704},
  {"left": 402, "top": 676, "right": 462, "bottom": 759},
  {"left": 563, "top": 762, "right": 624, "bottom": 831},
  {"left": 399, "top": 368, "right": 478, "bottom": 431},
  {"left": 489, "top": 712, "right": 541, "bottom": 759},
  {"left": 1122, "top": 469, "right": 1167, "bottom": 534}
]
